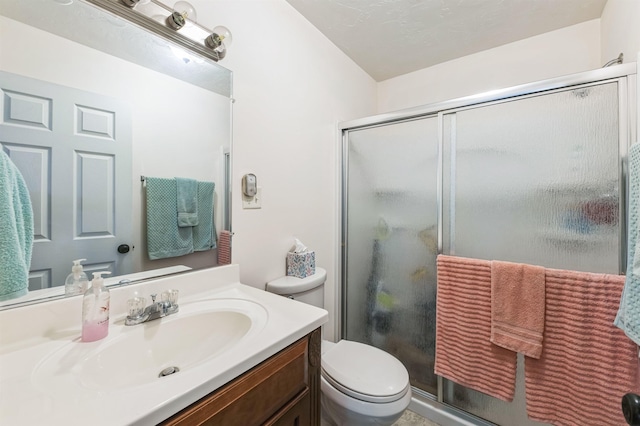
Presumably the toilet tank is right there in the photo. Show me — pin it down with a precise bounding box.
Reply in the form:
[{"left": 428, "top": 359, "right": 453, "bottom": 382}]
[{"left": 265, "top": 267, "right": 326, "bottom": 308}]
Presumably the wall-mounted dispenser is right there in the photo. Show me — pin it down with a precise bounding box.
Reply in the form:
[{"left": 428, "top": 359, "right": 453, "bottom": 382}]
[
  {"left": 242, "top": 173, "right": 261, "bottom": 209},
  {"left": 242, "top": 173, "right": 257, "bottom": 197}
]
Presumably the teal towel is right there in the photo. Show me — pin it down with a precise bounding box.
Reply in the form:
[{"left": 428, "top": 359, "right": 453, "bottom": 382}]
[
  {"left": 146, "top": 177, "right": 194, "bottom": 260},
  {"left": 0, "top": 151, "right": 34, "bottom": 301},
  {"left": 194, "top": 181, "right": 217, "bottom": 251},
  {"left": 176, "top": 177, "right": 199, "bottom": 227},
  {"left": 615, "top": 143, "right": 640, "bottom": 345}
]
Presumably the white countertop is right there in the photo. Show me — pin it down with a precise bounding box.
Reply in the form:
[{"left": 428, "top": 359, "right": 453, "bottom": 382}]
[{"left": 0, "top": 265, "right": 328, "bottom": 425}]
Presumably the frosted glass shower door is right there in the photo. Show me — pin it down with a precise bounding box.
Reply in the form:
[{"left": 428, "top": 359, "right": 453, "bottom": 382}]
[
  {"left": 441, "top": 81, "right": 622, "bottom": 425},
  {"left": 344, "top": 117, "right": 439, "bottom": 395}
]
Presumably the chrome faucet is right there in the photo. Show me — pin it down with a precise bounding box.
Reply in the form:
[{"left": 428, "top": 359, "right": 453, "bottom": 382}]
[{"left": 125, "top": 290, "right": 179, "bottom": 326}]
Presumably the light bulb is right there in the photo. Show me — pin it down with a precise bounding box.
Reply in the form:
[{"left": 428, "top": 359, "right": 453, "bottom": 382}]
[
  {"left": 212, "top": 26, "right": 232, "bottom": 47},
  {"left": 166, "top": 1, "right": 196, "bottom": 30},
  {"left": 205, "top": 26, "right": 232, "bottom": 60},
  {"left": 174, "top": 1, "right": 197, "bottom": 22}
]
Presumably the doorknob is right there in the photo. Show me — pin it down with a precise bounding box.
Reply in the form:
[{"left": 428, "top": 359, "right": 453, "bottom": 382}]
[
  {"left": 623, "top": 393, "right": 640, "bottom": 425},
  {"left": 117, "top": 244, "right": 131, "bottom": 254}
]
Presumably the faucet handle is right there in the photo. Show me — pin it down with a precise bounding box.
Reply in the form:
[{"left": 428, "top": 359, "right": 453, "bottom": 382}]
[
  {"left": 127, "top": 296, "right": 146, "bottom": 318},
  {"left": 161, "top": 289, "right": 179, "bottom": 305}
]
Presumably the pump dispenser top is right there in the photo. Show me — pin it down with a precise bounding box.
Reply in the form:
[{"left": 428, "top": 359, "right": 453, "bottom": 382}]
[
  {"left": 64, "top": 259, "right": 89, "bottom": 295},
  {"left": 81, "top": 271, "right": 111, "bottom": 342}
]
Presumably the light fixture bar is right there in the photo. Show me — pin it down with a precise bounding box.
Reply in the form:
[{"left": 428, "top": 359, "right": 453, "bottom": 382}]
[{"left": 85, "top": 0, "right": 226, "bottom": 62}]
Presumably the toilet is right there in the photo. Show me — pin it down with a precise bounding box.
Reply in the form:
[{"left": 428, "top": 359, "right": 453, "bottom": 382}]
[{"left": 266, "top": 267, "right": 412, "bottom": 426}]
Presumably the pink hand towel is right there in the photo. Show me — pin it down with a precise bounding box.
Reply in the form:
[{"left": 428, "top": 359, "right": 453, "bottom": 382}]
[
  {"left": 435, "top": 255, "right": 517, "bottom": 402},
  {"left": 525, "top": 269, "right": 639, "bottom": 426},
  {"left": 491, "top": 260, "right": 545, "bottom": 359},
  {"left": 217, "top": 230, "right": 231, "bottom": 265}
]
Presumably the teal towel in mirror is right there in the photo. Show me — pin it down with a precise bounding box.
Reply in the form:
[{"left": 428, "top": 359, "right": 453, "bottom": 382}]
[
  {"left": 146, "top": 177, "right": 193, "bottom": 260},
  {"left": 176, "top": 177, "right": 199, "bottom": 227},
  {"left": 194, "top": 181, "right": 217, "bottom": 251},
  {"left": 0, "top": 151, "right": 34, "bottom": 301}
]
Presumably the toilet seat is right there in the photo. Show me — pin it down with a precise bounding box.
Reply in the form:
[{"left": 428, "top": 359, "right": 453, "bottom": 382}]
[{"left": 321, "top": 340, "right": 410, "bottom": 403}]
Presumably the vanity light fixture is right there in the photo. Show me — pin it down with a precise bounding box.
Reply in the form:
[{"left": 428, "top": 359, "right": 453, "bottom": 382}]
[{"left": 114, "top": 0, "right": 232, "bottom": 62}]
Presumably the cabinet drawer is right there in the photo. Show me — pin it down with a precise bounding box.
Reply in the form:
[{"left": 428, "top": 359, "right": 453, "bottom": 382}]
[{"left": 162, "top": 337, "right": 309, "bottom": 426}]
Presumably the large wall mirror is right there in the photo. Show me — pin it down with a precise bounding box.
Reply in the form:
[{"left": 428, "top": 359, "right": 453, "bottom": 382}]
[{"left": 0, "top": 0, "right": 232, "bottom": 309}]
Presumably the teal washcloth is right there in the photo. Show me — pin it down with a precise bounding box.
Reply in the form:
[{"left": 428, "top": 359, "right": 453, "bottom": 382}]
[
  {"left": 0, "top": 151, "right": 34, "bottom": 301},
  {"left": 146, "top": 177, "right": 194, "bottom": 260},
  {"left": 193, "top": 181, "right": 217, "bottom": 251},
  {"left": 614, "top": 142, "right": 640, "bottom": 345},
  {"left": 176, "top": 177, "right": 199, "bottom": 227}
]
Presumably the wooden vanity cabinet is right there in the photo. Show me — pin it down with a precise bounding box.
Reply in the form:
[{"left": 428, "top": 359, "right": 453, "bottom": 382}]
[{"left": 161, "top": 328, "right": 322, "bottom": 426}]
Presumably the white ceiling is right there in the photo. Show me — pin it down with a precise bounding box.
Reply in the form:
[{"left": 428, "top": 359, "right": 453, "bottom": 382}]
[{"left": 285, "top": 0, "right": 608, "bottom": 81}]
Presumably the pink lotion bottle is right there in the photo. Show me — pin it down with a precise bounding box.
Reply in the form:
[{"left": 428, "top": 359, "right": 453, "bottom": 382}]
[{"left": 81, "top": 271, "right": 111, "bottom": 342}]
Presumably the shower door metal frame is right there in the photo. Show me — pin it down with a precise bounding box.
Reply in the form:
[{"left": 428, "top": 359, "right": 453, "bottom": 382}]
[{"left": 338, "top": 63, "right": 636, "bottom": 426}]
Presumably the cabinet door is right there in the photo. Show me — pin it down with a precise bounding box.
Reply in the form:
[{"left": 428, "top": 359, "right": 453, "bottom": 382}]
[
  {"left": 161, "top": 332, "right": 319, "bottom": 426},
  {"left": 264, "top": 391, "right": 311, "bottom": 426}
]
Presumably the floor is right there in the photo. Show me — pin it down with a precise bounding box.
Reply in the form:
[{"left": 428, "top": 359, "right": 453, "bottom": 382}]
[
  {"left": 321, "top": 409, "right": 440, "bottom": 426},
  {"left": 393, "top": 410, "right": 441, "bottom": 426}
]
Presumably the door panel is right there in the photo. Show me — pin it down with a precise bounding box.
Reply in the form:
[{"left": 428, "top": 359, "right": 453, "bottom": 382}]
[
  {"left": 441, "top": 81, "right": 621, "bottom": 425},
  {"left": 344, "top": 117, "right": 440, "bottom": 394},
  {"left": 0, "top": 71, "right": 132, "bottom": 289}
]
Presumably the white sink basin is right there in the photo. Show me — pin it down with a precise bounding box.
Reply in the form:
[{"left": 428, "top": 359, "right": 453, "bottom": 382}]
[{"left": 33, "top": 299, "right": 268, "bottom": 391}]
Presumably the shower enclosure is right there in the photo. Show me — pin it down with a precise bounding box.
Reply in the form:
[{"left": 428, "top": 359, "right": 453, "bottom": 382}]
[{"left": 339, "top": 64, "right": 636, "bottom": 425}]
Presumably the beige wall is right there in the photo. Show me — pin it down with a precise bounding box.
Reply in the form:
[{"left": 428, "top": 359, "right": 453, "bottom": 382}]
[
  {"left": 377, "top": 20, "right": 602, "bottom": 112},
  {"left": 189, "top": 0, "right": 378, "bottom": 339},
  {"left": 600, "top": 0, "right": 640, "bottom": 67},
  {"left": 600, "top": 0, "right": 640, "bottom": 144}
]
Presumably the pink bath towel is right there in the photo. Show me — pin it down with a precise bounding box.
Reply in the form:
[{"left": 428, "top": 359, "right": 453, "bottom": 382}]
[
  {"left": 525, "top": 269, "right": 639, "bottom": 426},
  {"left": 435, "top": 255, "right": 517, "bottom": 402},
  {"left": 491, "top": 261, "right": 545, "bottom": 359}
]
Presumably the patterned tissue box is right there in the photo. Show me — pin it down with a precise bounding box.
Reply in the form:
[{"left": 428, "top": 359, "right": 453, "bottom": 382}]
[{"left": 286, "top": 251, "right": 316, "bottom": 278}]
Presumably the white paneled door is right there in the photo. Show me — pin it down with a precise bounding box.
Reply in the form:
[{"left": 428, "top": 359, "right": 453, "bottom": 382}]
[{"left": 0, "top": 71, "right": 133, "bottom": 290}]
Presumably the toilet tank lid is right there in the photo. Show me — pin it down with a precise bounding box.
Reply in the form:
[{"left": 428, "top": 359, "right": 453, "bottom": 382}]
[{"left": 266, "top": 267, "right": 327, "bottom": 295}]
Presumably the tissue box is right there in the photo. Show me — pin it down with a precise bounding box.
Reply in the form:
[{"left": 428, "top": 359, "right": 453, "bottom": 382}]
[{"left": 286, "top": 251, "right": 316, "bottom": 278}]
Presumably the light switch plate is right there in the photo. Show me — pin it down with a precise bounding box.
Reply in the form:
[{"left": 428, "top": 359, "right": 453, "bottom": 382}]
[{"left": 242, "top": 186, "right": 262, "bottom": 209}]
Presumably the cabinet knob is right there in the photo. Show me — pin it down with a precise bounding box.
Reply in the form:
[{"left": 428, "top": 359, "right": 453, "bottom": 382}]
[{"left": 118, "top": 244, "right": 130, "bottom": 254}]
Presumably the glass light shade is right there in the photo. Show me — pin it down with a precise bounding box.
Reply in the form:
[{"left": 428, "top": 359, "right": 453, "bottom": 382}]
[
  {"left": 173, "top": 1, "right": 197, "bottom": 23},
  {"left": 212, "top": 26, "right": 232, "bottom": 46}
]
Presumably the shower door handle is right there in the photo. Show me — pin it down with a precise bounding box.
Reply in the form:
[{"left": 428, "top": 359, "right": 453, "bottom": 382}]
[{"left": 623, "top": 393, "right": 640, "bottom": 425}]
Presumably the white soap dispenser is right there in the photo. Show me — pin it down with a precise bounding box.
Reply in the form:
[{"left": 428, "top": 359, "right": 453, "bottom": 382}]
[
  {"left": 64, "top": 259, "right": 89, "bottom": 296},
  {"left": 81, "top": 271, "right": 111, "bottom": 342}
]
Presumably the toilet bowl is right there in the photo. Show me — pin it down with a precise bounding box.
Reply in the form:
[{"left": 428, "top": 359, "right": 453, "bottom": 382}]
[
  {"left": 266, "top": 268, "right": 412, "bottom": 426},
  {"left": 320, "top": 339, "right": 411, "bottom": 425}
]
